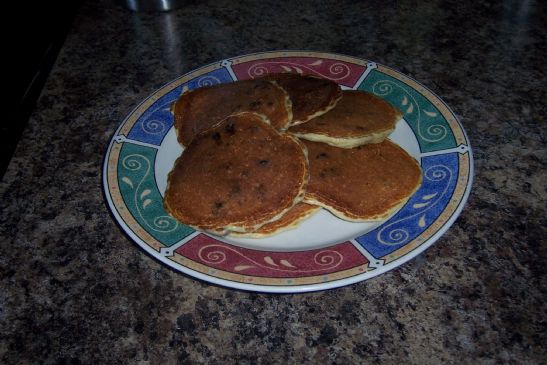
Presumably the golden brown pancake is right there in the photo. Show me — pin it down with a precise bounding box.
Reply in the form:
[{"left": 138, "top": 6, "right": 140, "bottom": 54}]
[
  {"left": 229, "top": 203, "right": 321, "bottom": 238},
  {"left": 172, "top": 79, "right": 292, "bottom": 146},
  {"left": 302, "top": 139, "right": 422, "bottom": 221},
  {"left": 290, "top": 90, "right": 402, "bottom": 148},
  {"left": 164, "top": 112, "right": 309, "bottom": 234},
  {"left": 259, "top": 73, "right": 342, "bottom": 126}
]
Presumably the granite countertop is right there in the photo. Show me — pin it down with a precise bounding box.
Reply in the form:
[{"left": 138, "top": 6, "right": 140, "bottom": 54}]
[{"left": 1, "top": 0, "right": 545, "bottom": 363}]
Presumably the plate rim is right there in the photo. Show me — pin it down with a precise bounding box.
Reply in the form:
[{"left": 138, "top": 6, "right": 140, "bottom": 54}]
[{"left": 102, "top": 50, "right": 474, "bottom": 293}]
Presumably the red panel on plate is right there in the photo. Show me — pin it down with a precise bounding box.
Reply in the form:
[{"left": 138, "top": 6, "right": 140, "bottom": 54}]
[
  {"left": 232, "top": 57, "right": 367, "bottom": 87},
  {"left": 176, "top": 234, "right": 368, "bottom": 278}
]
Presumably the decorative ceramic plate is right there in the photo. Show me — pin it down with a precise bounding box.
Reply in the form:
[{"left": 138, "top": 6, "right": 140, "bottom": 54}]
[{"left": 103, "top": 51, "right": 473, "bottom": 293}]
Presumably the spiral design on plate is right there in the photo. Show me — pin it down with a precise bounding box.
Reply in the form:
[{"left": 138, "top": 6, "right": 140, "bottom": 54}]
[
  {"left": 198, "top": 245, "right": 227, "bottom": 264},
  {"left": 248, "top": 64, "right": 269, "bottom": 77},
  {"left": 141, "top": 118, "right": 166, "bottom": 135},
  {"left": 121, "top": 154, "right": 179, "bottom": 233},
  {"left": 377, "top": 227, "right": 410, "bottom": 246},
  {"left": 372, "top": 81, "right": 394, "bottom": 96},
  {"left": 425, "top": 164, "right": 449, "bottom": 181},
  {"left": 123, "top": 155, "right": 143, "bottom": 171},
  {"left": 194, "top": 245, "right": 346, "bottom": 273},
  {"left": 314, "top": 250, "right": 343, "bottom": 268},
  {"left": 425, "top": 123, "right": 448, "bottom": 142},
  {"left": 328, "top": 63, "right": 350, "bottom": 80},
  {"left": 372, "top": 80, "right": 449, "bottom": 143},
  {"left": 152, "top": 215, "right": 179, "bottom": 233},
  {"left": 197, "top": 75, "right": 220, "bottom": 87},
  {"left": 377, "top": 164, "right": 452, "bottom": 246}
]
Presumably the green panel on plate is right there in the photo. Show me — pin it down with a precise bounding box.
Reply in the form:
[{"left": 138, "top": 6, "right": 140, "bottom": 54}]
[
  {"left": 358, "top": 70, "right": 456, "bottom": 152},
  {"left": 117, "top": 143, "right": 194, "bottom": 246}
]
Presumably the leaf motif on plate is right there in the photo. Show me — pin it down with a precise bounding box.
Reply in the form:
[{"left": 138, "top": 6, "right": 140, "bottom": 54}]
[
  {"left": 412, "top": 202, "right": 430, "bottom": 209},
  {"left": 309, "top": 60, "right": 323, "bottom": 66},
  {"left": 406, "top": 103, "right": 414, "bottom": 114},
  {"left": 424, "top": 110, "right": 438, "bottom": 117},
  {"left": 402, "top": 95, "right": 408, "bottom": 106},
  {"left": 142, "top": 199, "right": 152, "bottom": 209},
  {"left": 140, "top": 189, "right": 151, "bottom": 199},
  {"left": 264, "top": 256, "right": 278, "bottom": 266},
  {"left": 121, "top": 176, "right": 133, "bottom": 188},
  {"left": 280, "top": 259, "right": 296, "bottom": 268},
  {"left": 234, "top": 265, "right": 255, "bottom": 271},
  {"left": 418, "top": 214, "right": 426, "bottom": 228},
  {"left": 422, "top": 193, "right": 438, "bottom": 200}
]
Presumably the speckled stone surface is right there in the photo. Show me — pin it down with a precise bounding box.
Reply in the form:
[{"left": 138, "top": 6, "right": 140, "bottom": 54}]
[{"left": 1, "top": 0, "right": 546, "bottom": 363}]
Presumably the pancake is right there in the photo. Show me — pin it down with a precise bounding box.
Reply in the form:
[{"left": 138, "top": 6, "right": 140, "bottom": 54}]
[
  {"left": 302, "top": 139, "right": 422, "bottom": 221},
  {"left": 290, "top": 90, "right": 402, "bottom": 148},
  {"left": 229, "top": 203, "right": 321, "bottom": 238},
  {"left": 172, "top": 79, "right": 292, "bottom": 146},
  {"left": 259, "top": 73, "right": 342, "bottom": 126},
  {"left": 164, "top": 112, "right": 309, "bottom": 234}
]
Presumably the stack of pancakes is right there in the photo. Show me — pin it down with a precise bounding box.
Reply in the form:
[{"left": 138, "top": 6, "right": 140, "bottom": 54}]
[{"left": 164, "top": 74, "right": 422, "bottom": 237}]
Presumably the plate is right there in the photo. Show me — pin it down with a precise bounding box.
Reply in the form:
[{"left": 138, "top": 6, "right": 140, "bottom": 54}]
[{"left": 103, "top": 51, "right": 473, "bottom": 293}]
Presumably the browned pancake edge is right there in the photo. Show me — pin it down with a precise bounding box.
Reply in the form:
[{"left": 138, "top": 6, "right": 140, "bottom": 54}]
[
  {"left": 289, "top": 90, "right": 403, "bottom": 148},
  {"left": 172, "top": 79, "right": 292, "bottom": 146},
  {"left": 258, "top": 73, "right": 342, "bottom": 126},
  {"left": 164, "top": 112, "right": 309, "bottom": 234},
  {"left": 228, "top": 203, "right": 321, "bottom": 238},
  {"left": 302, "top": 139, "right": 422, "bottom": 221}
]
